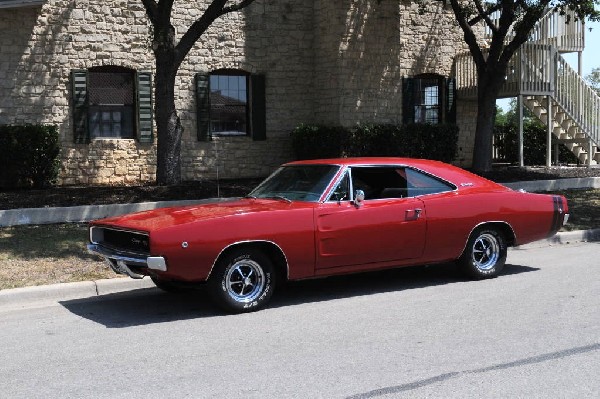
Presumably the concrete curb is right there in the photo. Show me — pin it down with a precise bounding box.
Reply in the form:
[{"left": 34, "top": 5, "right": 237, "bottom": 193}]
[
  {"left": 0, "top": 229, "right": 598, "bottom": 310},
  {"left": 0, "top": 277, "right": 155, "bottom": 310},
  {"left": 0, "top": 198, "right": 228, "bottom": 227},
  {"left": 503, "top": 177, "right": 600, "bottom": 192}
]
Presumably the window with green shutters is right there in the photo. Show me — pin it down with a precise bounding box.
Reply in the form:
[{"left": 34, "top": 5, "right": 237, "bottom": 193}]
[
  {"left": 196, "top": 70, "right": 266, "bottom": 141},
  {"left": 402, "top": 74, "right": 456, "bottom": 125},
  {"left": 70, "top": 67, "right": 153, "bottom": 143}
]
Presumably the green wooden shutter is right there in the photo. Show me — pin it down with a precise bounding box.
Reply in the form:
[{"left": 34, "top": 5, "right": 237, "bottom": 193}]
[
  {"left": 196, "top": 73, "right": 211, "bottom": 141},
  {"left": 445, "top": 77, "right": 457, "bottom": 124},
  {"left": 71, "top": 70, "right": 89, "bottom": 144},
  {"left": 251, "top": 74, "right": 266, "bottom": 141},
  {"left": 402, "top": 77, "right": 415, "bottom": 125},
  {"left": 136, "top": 71, "right": 153, "bottom": 143}
]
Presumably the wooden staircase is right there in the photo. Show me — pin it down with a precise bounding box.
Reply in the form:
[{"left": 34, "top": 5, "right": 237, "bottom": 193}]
[{"left": 454, "top": 9, "right": 600, "bottom": 166}]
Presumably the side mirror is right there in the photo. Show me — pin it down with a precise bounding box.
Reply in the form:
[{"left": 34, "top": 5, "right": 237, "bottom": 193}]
[{"left": 354, "top": 189, "right": 365, "bottom": 207}]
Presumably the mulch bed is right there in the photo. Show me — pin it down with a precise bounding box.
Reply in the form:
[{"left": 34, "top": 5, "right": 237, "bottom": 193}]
[{"left": 1, "top": 166, "right": 599, "bottom": 211}]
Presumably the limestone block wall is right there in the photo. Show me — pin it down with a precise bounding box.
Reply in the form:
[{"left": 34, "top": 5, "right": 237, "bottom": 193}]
[
  {"left": 313, "top": 0, "right": 470, "bottom": 126},
  {"left": 0, "top": 0, "right": 480, "bottom": 186},
  {"left": 455, "top": 99, "right": 478, "bottom": 167},
  {"left": 0, "top": 0, "right": 310, "bottom": 184}
]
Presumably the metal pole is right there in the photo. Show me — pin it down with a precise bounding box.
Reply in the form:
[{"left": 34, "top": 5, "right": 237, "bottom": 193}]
[
  {"left": 588, "top": 139, "right": 593, "bottom": 168},
  {"left": 546, "top": 95, "right": 552, "bottom": 167},
  {"left": 518, "top": 95, "right": 524, "bottom": 167}
]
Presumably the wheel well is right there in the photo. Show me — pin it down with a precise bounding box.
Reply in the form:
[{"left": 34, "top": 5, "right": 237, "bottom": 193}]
[
  {"left": 472, "top": 222, "right": 516, "bottom": 247},
  {"left": 212, "top": 241, "right": 289, "bottom": 282}
]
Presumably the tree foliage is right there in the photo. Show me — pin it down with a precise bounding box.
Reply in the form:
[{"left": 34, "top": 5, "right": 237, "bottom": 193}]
[
  {"left": 586, "top": 66, "right": 600, "bottom": 95},
  {"left": 141, "top": 0, "right": 257, "bottom": 185},
  {"left": 419, "top": 0, "right": 599, "bottom": 172}
]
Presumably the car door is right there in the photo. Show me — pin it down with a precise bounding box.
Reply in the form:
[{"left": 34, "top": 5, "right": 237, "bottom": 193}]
[{"left": 315, "top": 166, "right": 426, "bottom": 270}]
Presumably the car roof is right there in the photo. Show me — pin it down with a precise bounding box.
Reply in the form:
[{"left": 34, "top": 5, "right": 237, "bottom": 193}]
[{"left": 284, "top": 157, "right": 502, "bottom": 189}]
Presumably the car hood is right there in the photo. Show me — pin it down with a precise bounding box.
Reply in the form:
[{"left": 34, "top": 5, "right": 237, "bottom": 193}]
[{"left": 91, "top": 198, "right": 307, "bottom": 232}]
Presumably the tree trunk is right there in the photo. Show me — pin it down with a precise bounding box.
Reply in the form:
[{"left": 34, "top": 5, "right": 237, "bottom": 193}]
[
  {"left": 471, "top": 69, "right": 506, "bottom": 172},
  {"left": 155, "top": 54, "right": 183, "bottom": 185}
]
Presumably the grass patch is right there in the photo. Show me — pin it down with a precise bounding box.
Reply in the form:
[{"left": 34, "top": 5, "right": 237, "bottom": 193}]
[
  {"left": 0, "top": 223, "right": 117, "bottom": 290},
  {"left": 553, "top": 188, "right": 600, "bottom": 232}
]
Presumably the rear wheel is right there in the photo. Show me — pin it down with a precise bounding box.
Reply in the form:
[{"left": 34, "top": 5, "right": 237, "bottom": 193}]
[
  {"left": 208, "top": 248, "right": 276, "bottom": 313},
  {"left": 458, "top": 227, "right": 507, "bottom": 279}
]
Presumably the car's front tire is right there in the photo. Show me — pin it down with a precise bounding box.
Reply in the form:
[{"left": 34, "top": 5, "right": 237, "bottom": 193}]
[
  {"left": 458, "top": 227, "right": 507, "bottom": 279},
  {"left": 208, "top": 248, "right": 276, "bottom": 313}
]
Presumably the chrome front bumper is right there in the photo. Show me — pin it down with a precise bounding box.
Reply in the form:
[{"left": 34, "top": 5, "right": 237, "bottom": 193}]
[{"left": 87, "top": 244, "right": 167, "bottom": 279}]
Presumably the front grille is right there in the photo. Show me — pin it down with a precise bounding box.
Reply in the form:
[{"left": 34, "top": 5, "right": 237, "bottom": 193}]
[{"left": 91, "top": 226, "right": 150, "bottom": 255}]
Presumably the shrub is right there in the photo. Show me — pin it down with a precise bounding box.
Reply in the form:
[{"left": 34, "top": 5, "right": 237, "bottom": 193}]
[
  {"left": 291, "top": 123, "right": 458, "bottom": 163},
  {"left": 0, "top": 124, "right": 61, "bottom": 188},
  {"left": 493, "top": 122, "right": 579, "bottom": 165},
  {"left": 291, "top": 124, "right": 350, "bottom": 160}
]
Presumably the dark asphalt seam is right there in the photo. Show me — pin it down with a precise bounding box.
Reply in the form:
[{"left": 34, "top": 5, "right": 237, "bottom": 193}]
[{"left": 346, "top": 342, "right": 600, "bottom": 399}]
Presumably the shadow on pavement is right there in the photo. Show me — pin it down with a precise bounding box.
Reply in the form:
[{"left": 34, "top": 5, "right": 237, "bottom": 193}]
[{"left": 60, "top": 263, "right": 538, "bottom": 328}]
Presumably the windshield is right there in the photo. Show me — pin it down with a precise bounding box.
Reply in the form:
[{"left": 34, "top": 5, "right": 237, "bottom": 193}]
[{"left": 249, "top": 164, "right": 340, "bottom": 202}]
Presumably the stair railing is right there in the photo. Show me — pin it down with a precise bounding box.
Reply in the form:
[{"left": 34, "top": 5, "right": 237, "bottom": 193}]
[{"left": 555, "top": 55, "right": 600, "bottom": 146}]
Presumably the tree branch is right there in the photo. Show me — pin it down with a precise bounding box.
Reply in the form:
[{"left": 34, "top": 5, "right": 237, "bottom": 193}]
[
  {"left": 175, "top": 0, "right": 257, "bottom": 69},
  {"left": 468, "top": 3, "right": 501, "bottom": 26},
  {"left": 221, "top": 0, "right": 257, "bottom": 15},
  {"left": 141, "top": 0, "right": 159, "bottom": 25},
  {"left": 449, "top": 0, "right": 485, "bottom": 67},
  {"left": 473, "top": 0, "right": 498, "bottom": 34}
]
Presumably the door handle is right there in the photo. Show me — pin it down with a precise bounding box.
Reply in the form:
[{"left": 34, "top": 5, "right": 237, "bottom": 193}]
[{"left": 406, "top": 208, "right": 422, "bottom": 220}]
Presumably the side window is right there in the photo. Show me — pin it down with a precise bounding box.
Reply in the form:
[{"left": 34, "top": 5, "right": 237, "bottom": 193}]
[
  {"left": 328, "top": 171, "right": 350, "bottom": 202},
  {"left": 350, "top": 167, "right": 408, "bottom": 200},
  {"left": 405, "top": 169, "right": 455, "bottom": 196},
  {"left": 347, "top": 166, "right": 454, "bottom": 200}
]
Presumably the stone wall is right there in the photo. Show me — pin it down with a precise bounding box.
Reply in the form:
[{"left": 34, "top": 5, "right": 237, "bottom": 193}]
[
  {"left": 313, "top": 0, "right": 471, "bottom": 125},
  {"left": 0, "top": 0, "right": 479, "bottom": 185}
]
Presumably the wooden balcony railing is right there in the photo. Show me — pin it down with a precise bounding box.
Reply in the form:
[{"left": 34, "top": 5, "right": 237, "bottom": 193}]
[{"left": 483, "top": 8, "right": 585, "bottom": 52}]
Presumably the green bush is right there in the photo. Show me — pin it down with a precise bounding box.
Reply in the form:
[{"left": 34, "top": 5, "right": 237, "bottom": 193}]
[
  {"left": 493, "top": 122, "right": 579, "bottom": 165},
  {"left": 0, "top": 124, "right": 61, "bottom": 188},
  {"left": 291, "top": 124, "right": 350, "bottom": 160},
  {"left": 291, "top": 123, "right": 458, "bottom": 163}
]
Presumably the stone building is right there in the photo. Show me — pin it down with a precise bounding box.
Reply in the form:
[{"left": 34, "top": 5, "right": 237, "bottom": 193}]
[{"left": 0, "top": 0, "right": 478, "bottom": 185}]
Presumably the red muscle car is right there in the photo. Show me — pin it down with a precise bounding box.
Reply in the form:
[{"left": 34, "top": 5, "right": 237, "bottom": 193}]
[{"left": 88, "top": 158, "right": 569, "bottom": 312}]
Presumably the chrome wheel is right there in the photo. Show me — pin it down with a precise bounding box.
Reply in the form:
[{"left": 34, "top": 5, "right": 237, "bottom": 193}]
[
  {"left": 471, "top": 233, "right": 500, "bottom": 271},
  {"left": 225, "top": 259, "right": 266, "bottom": 303},
  {"left": 458, "top": 227, "right": 507, "bottom": 279},
  {"left": 208, "top": 248, "right": 276, "bottom": 313}
]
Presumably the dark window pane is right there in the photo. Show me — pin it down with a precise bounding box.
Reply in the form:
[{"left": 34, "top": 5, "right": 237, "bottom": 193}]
[
  {"left": 87, "top": 68, "right": 135, "bottom": 139},
  {"left": 210, "top": 72, "right": 248, "bottom": 135},
  {"left": 413, "top": 76, "right": 441, "bottom": 124}
]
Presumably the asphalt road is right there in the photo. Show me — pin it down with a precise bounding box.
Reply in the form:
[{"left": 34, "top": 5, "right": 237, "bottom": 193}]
[{"left": 1, "top": 242, "right": 599, "bottom": 398}]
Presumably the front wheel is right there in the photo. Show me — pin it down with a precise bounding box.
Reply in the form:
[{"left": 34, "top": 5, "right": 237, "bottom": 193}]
[
  {"left": 208, "top": 248, "right": 276, "bottom": 313},
  {"left": 458, "top": 228, "right": 507, "bottom": 279}
]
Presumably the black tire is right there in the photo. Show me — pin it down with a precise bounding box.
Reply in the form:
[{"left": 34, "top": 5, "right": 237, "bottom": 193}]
[
  {"left": 151, "top": 276, "right": 189, "bottom": 293},
  {"left": 458, "top": 227, "right": 507, "bottom": 279},
  {"left": 207, "top": 248, "right": 276, "bottom": 313}
]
